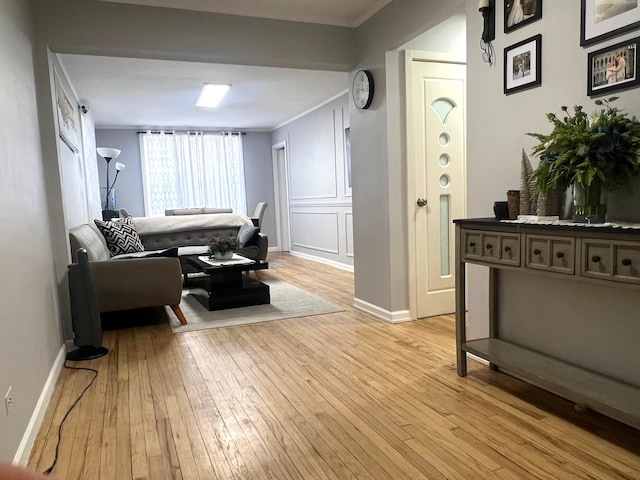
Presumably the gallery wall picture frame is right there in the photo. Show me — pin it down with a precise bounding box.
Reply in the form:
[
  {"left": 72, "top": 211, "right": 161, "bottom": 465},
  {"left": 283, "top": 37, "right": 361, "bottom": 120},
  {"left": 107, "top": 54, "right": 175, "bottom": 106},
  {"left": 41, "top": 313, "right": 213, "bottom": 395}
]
[
  {"left": 504, "top": 34, "right": 542, "bottom": 95},
  {"left": 54, "top": 70, "right": 80, "bottom": 153},
  {"left": 581, "top": 0, "right": 640, "bottom": 47},
  {"left": 504, "top": 0, "right": 542, "bottom": 33},
  {"left": 587, "top": 36, "right": 639, "bottom": 96}
]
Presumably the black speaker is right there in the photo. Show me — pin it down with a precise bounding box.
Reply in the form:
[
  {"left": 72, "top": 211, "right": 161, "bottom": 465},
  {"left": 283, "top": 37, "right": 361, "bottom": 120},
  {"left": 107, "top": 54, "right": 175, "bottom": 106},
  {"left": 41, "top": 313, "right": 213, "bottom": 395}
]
[{"left": 66, "top": 248, "right": 108, "bottom": 361}]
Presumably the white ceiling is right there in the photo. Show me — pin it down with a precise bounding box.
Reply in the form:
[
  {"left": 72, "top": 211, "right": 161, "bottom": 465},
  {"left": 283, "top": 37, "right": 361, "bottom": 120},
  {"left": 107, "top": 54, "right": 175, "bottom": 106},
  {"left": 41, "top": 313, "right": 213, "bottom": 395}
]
[
  {"left": 59, "top": 54, "right": 349, "bottom": 131},
  {"left": 95, "top": 0, "right": 392, "bottom": 27},
  {"left": 64, "top": 0, "right": 392, "bottom": 131}
]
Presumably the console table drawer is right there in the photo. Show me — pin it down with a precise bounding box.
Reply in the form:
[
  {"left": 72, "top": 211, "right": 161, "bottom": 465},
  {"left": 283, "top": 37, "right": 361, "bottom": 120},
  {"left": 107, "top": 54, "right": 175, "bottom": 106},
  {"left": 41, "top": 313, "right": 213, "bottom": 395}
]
[
  {"left": 462, "top": 230, "right": 520, "bottom": 266},
  {"left": 582, "top": 239, "right": 640, "bottom": 284},
  {"left": 526, "top": 234, "right": 575, "bottom": 274}
]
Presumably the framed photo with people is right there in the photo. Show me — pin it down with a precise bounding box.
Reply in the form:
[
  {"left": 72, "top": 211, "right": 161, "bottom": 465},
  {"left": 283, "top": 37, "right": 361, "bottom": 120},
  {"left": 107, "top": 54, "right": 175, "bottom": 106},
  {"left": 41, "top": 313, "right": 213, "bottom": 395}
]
[
  {"left": 581, "top": 0, "right": 640, "bottom": 46},
  {"left": 587, "top": 36, "right": 639, "bottom": 96},
  {"left": 505, "top": 0, "right": 542, "bottom": 33},
  {"left": 504, "top": 34, "right": 542, "bottom": 94}
]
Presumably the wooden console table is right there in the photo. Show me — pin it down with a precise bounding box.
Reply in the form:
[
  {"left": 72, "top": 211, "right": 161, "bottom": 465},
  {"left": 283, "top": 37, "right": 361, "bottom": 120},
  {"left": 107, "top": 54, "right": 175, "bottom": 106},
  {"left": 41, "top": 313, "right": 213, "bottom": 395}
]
[{"left": 454, "top": 218, "right": 640, "bottom": 429}]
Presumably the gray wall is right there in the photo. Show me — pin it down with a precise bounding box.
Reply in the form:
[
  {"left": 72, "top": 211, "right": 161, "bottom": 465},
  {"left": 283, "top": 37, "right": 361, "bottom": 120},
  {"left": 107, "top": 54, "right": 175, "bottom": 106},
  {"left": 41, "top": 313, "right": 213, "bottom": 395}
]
[
  {"left": 242, "top": 132, "right": 277, "bottom": 242},
  {"left": 272, "top": 94, "right": 353, "bottom": 267},
  {"left": 0, "top": 0, "right": 65, "bottom": 461},
  {"left": 464, "top": 1, "right": 640, "bottom": 339},
  {"left": 34, "top": 0, "right": 355, "bottom": 71},
  {"left": 95, "top": 129, "right": 144, "bottom": 216},
  {"left": 95, "top": 129, "right": 277, "bottom": 241},
  {"left": 350, "top": 0, "right": 465, "bottom": 316},
  {"left": 10, "top": 0, "right": 636, "bottom": 462}
]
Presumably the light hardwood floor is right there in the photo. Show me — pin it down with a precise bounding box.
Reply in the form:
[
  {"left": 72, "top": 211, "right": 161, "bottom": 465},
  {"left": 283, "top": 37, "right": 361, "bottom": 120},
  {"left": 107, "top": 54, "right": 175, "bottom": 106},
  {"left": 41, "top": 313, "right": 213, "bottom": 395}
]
[{"left": 29, "top": 253, "right": 640, "bottom": 479}]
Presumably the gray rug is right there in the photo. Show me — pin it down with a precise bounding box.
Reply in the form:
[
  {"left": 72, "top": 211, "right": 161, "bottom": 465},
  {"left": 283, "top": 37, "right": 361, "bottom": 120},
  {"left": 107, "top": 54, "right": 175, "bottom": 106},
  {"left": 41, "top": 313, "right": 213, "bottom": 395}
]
[{"left": 166, "top": 279, "right": 344, "bottom": 332}]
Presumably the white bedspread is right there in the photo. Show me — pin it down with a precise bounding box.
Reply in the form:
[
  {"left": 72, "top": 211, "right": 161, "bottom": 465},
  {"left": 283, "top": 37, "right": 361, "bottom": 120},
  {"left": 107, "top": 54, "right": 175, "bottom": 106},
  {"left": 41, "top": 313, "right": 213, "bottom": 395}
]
[{"left": 132, "top": 213, "right": 252, "bottom": 236}]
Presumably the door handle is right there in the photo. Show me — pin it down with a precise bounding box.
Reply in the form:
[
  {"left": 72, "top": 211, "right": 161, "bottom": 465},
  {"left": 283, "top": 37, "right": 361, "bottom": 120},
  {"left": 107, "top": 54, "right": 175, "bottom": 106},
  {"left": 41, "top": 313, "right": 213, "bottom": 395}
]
[{"left": 417, "top": 197, "right": 428, "bottom": 207}]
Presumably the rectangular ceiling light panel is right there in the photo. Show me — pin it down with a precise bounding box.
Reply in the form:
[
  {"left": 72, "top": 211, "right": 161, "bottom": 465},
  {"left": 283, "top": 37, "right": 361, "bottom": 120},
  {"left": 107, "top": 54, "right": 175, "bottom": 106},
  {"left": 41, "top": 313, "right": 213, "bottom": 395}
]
[{"left": 196, "top": 83, "right": 231, "bottom": 107}]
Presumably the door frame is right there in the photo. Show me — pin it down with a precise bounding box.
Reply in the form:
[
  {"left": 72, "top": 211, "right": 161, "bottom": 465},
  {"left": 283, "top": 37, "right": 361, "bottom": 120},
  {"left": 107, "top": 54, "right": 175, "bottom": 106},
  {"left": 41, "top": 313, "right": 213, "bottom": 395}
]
[
  {"left": 272, "top": 141, "right": 292, "bottom": 251},
  {"left": 405, "top": 50, "right": 467, "bottom": 320}
]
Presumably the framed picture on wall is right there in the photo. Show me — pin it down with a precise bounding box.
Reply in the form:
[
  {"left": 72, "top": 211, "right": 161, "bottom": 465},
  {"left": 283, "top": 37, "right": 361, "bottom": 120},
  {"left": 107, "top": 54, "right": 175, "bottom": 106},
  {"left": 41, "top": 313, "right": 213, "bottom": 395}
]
[
  {"left": 588, "top": 36, "right": 639, "bottom": 96},
  {"left": 54, "top": 70, "right": 80, "bottom": 153},
  {"left": 581, "top": 0, "right": 640, "bottom": 46},
  {"left": 504, "top": 34, "right": 542, "bottom": 94},
  {"left": 505, "top": 0, "right": 542, "bottom": 33}
]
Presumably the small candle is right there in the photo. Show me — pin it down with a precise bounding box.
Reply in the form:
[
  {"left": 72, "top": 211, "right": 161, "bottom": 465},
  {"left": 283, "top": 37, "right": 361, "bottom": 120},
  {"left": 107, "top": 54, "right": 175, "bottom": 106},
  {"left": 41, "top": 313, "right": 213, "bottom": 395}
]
[{"left": 479, "top": 0, "right": 489, "bottom": 8}]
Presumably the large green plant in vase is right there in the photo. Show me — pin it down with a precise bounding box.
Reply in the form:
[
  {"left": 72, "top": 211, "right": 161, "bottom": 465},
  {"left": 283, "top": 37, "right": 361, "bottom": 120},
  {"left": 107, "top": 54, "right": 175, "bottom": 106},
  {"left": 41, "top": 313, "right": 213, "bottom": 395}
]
[{"left": 528, "top": 98, "right": 640, "bottom": 223}]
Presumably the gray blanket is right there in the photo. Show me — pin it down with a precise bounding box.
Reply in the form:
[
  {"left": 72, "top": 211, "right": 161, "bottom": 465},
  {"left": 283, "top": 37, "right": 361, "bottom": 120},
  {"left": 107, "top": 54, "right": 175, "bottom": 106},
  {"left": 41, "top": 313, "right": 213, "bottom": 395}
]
[{"left": 132, "top": 213, "right": 252, "bottom": 236}]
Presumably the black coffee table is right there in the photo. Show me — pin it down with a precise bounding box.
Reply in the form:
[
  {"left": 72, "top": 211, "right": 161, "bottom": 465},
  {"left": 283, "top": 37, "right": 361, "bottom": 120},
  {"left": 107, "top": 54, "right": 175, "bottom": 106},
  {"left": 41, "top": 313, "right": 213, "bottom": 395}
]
[{"left": 185, "top": 254, "right": 270, "bottom": 311}]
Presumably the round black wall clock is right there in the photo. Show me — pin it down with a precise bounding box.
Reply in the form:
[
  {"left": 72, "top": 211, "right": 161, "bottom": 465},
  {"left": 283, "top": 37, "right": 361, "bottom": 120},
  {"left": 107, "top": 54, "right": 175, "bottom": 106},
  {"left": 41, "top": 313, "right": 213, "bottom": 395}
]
[{"left": 352, "top": 69, "right": 374, "bottom": 110}]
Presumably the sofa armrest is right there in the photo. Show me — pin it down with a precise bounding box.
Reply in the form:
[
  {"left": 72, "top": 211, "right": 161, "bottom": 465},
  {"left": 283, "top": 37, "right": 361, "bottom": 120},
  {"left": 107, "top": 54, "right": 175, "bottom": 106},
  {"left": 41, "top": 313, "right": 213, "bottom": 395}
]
[
  {"left": 255, "top": 233, "right": 268, "bottom": 260},
  {"left": 236, "top": 233, "right": 268, "bottom": 262},
  {"left": 89, "top": 257, "right": 183, "bottom": 312}
]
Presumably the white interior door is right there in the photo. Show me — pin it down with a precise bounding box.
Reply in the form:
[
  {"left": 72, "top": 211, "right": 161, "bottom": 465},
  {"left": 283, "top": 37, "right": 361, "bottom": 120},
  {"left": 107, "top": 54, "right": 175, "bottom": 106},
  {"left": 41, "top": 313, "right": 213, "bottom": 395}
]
[
  {"left": 410, "top": 58, "right": 466, "bottom": 318},
  {"left": 272, "top": 143, "right": 291, "bottom": 252}
]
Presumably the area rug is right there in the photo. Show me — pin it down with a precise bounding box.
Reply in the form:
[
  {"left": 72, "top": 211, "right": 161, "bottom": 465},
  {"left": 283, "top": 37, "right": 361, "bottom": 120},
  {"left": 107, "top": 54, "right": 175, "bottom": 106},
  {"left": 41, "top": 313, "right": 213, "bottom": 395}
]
[{"left": 166, "top": 279, "right": 344, "bottom": 333}]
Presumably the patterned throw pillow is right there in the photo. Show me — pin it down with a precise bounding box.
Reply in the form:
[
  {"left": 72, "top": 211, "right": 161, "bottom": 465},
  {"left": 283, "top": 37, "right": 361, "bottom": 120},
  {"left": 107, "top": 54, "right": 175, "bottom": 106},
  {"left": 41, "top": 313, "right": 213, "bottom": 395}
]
[
  {"left": 237, "top": 222, "right": 259, "bottom": 247},
  {"left": 94, "top": 217, "right": 145, "bottom": 256}
]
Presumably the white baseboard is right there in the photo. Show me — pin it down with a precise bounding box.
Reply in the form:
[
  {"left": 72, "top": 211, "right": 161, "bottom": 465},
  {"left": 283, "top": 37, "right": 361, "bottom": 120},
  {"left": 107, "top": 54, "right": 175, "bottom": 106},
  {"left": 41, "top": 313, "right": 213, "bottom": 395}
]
[
  {"left": 14, "top": 344, "right": 66, "bottom": 465},
  {"left": 353, "top": 297, "right": 413, "bottom": 323},
  {"left": 289, "top": 250, "right": 354, "bottom": 272}
]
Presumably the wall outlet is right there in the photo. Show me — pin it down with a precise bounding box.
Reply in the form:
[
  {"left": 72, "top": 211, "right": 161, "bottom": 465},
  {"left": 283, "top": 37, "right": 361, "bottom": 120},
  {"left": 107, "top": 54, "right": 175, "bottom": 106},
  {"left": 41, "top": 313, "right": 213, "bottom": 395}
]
[{"left": 4, "top": 386, "right": 13, "bottom": 416}]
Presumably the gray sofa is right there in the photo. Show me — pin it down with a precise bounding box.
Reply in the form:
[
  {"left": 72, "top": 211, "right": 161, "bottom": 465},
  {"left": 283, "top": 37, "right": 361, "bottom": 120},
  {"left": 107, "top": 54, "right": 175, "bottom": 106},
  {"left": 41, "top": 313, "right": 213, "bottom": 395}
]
[{"left": 68, "top": 213, "right": 268, "bottom": 319}]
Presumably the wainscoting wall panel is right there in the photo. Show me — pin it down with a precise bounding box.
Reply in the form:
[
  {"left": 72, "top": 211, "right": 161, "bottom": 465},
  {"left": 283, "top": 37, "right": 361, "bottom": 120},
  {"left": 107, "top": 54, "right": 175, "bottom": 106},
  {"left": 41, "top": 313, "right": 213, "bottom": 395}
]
[
  {"left": 291, "top": 211, "right": 339, "bottom": 254},
  {"left": 345, "top": 212, "right": 354, "bottom": 258},
  {"left": 288, "top": 107, "right": 338, "bottom": 200},
  {"left": 271, "top": 94, "right": 353, "bottom": 268}
]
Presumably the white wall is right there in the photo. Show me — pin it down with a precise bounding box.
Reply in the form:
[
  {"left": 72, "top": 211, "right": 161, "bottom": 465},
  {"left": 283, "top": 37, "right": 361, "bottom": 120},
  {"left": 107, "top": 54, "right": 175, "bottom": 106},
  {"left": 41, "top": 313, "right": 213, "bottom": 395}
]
[
  {"left": 272, "top": 94, "right": 353, "bottom": 267},
  {"left": 465, "top": 2, "right": 640, "bottom": 339},
  {"left": 0, "top": 0, "right": 65, "bottom": 461},
  {"left": 51, "top": 54, "right": 95, "bottom": 229}
]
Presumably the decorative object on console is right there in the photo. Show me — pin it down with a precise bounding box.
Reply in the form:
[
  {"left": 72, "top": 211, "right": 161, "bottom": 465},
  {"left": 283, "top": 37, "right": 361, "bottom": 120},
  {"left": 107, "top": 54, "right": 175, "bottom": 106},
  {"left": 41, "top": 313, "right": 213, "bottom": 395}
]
[
  {"left": 519, "top": 148, "right": 535, "bottom": 214},
  {"left": 536, "top": 189, "right": 558, "bottom": 217},
  {"left": 528, "top": 97, "right": 640, "bottom": 223},
  {"left": 208, "top": 236, "right": 240, "bottom": 260},
  {"left": 97, "top": 147, "right": 124, "bottom": 221},
  {"left": 493, "top": 201, "right": 509, "bottom": 220},
  {"left": 506, "top": 190, "right": 520, "bottom": 219}
]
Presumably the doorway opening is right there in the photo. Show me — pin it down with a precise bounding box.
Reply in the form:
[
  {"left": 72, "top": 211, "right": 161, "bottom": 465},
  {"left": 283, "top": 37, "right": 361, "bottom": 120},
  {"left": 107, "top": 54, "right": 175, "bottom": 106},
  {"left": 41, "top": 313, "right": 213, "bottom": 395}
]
[{"left": 272, "top": 142, "right": 291, "bottom": 252}]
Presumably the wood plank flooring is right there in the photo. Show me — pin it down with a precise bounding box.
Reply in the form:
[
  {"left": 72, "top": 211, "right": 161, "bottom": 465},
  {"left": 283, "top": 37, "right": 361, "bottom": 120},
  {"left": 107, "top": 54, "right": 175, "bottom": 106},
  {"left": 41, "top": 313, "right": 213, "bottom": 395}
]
[{"left": 28, "top": 253, "right": 640, "bottom": 479}]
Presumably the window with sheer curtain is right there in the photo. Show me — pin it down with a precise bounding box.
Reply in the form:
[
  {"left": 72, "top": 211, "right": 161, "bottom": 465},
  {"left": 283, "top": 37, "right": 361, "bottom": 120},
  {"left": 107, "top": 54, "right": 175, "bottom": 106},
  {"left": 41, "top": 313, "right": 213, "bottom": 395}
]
[{"left": 139, "top": 131, "right": 247, "bottom": 216}]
